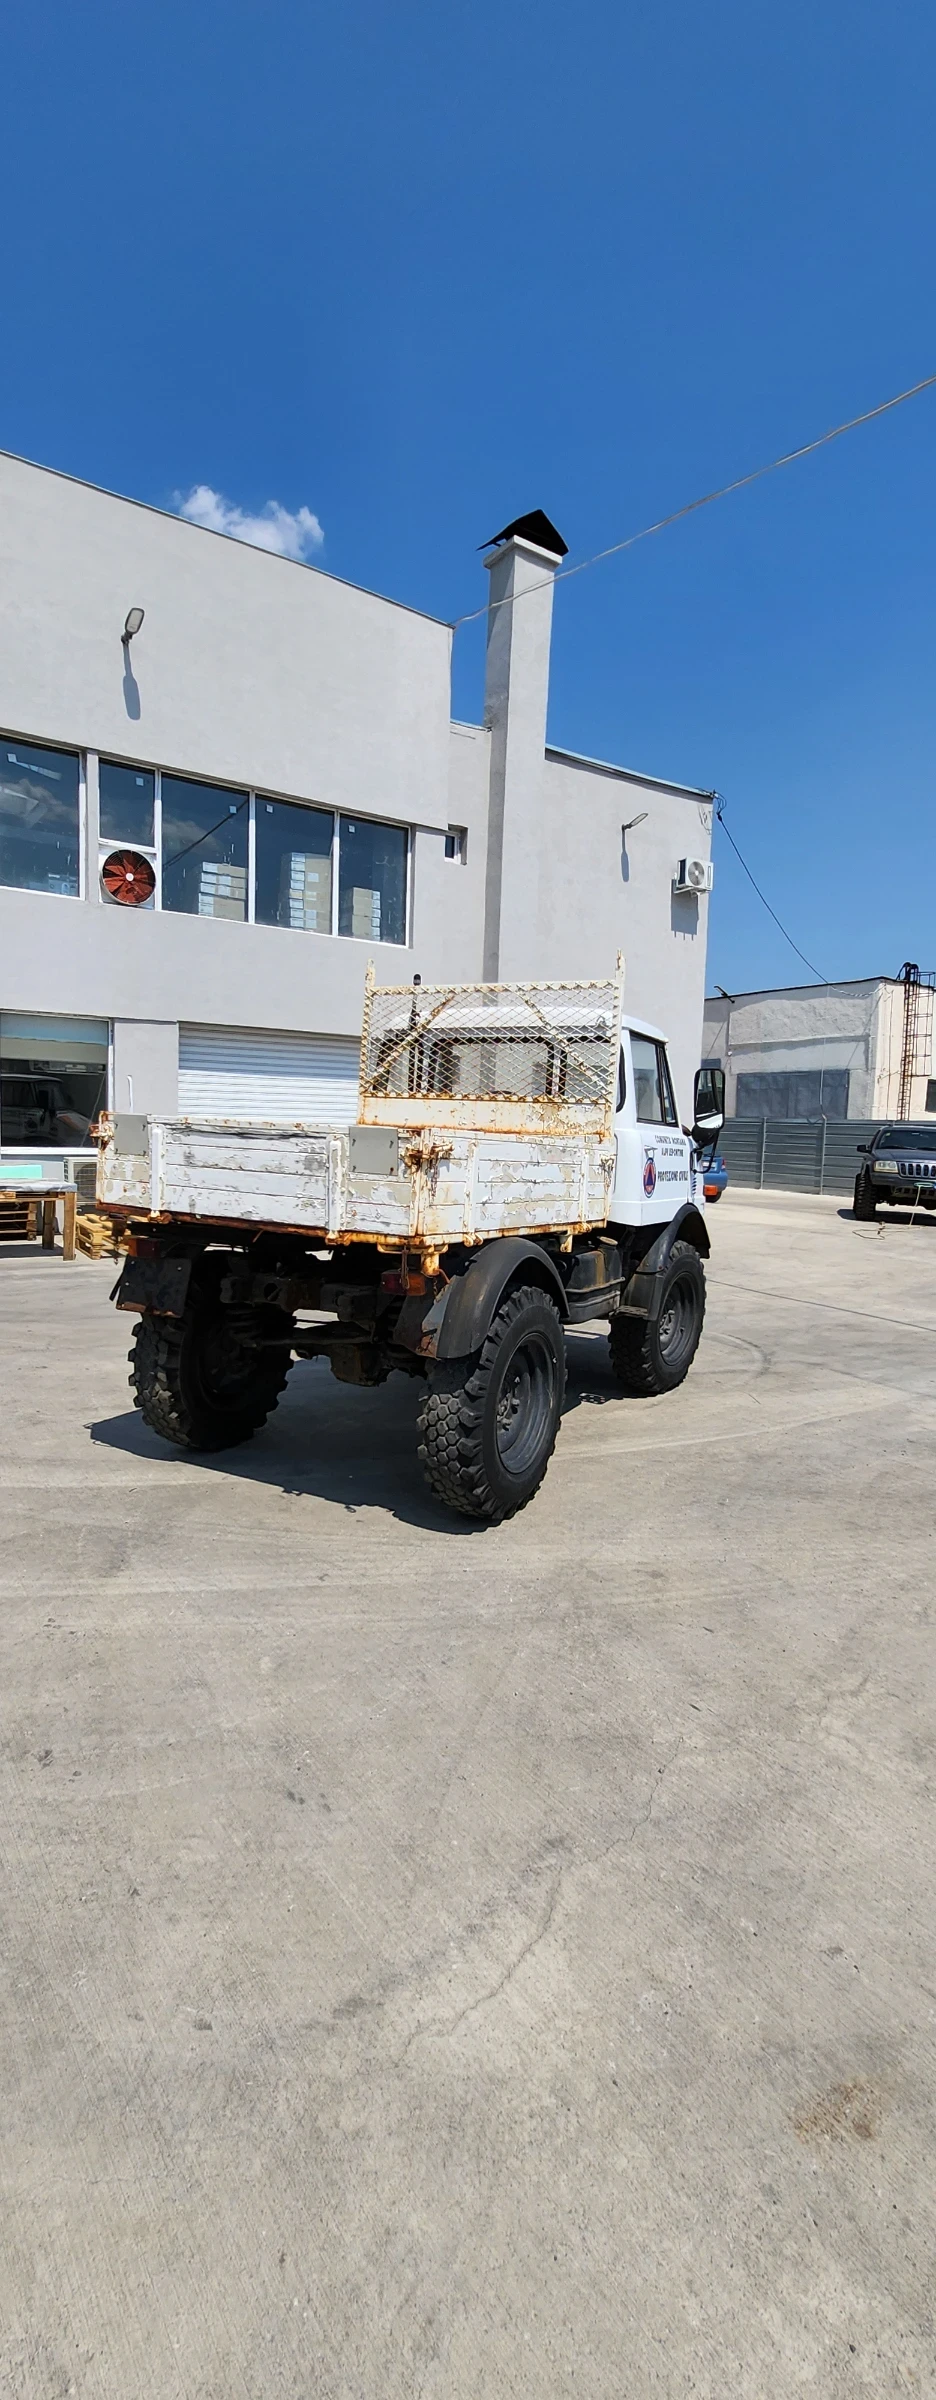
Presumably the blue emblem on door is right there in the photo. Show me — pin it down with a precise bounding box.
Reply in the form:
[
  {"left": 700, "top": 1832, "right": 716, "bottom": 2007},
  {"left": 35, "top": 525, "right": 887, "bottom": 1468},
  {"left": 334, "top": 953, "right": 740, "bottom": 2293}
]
[{"left": 643, "top": 1153, "right": 657, "bottom": 1197}]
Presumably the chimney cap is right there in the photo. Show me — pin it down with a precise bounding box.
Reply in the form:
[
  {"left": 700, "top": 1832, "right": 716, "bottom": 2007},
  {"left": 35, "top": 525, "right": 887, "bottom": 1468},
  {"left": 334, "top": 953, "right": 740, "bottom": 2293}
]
[{"left": 480, "top": 508, "right": 568, "bottom": 559}]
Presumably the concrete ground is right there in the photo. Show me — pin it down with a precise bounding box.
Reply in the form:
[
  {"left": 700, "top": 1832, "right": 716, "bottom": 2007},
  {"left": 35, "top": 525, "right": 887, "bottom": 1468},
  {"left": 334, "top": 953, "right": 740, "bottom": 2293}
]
[{"left": 2, "top": 1188, "right": 935, "bottom": 2399}]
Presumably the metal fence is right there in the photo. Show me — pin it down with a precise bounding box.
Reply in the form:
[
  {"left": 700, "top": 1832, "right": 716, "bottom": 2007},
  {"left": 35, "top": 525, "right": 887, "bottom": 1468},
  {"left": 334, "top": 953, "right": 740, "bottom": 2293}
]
[{"left": 719, "top": 1118, "right": 883, "bottom": 1198}]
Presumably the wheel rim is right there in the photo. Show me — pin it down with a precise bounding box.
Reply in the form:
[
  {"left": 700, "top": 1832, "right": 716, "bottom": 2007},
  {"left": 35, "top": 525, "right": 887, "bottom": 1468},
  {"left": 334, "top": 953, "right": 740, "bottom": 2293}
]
[
  {"left": 656, "top": 1275, "right": 698, "bottom": 1369},
  {"left": 494, "top": 1333, "right": 557, "bottom": 1477},
  {"left": 189, "top": 1314, "right": 257, "bottom": 1413}
]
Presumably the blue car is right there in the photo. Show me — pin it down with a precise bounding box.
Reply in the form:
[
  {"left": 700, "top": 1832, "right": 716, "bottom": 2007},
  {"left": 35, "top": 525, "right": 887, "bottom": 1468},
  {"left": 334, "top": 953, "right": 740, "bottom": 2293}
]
[{"left": 698, "top": 1149, "right": 728, "bottom": 1203}]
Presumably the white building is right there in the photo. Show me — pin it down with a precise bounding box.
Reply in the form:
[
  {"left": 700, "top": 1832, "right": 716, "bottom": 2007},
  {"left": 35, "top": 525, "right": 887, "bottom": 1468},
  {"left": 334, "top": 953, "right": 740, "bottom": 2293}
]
[
  {"left": 0, "top": 456, "right": 716, "bottom": 1188},
  {"left": 703, "top": 972, "right": 936, "bottom": 1122}
]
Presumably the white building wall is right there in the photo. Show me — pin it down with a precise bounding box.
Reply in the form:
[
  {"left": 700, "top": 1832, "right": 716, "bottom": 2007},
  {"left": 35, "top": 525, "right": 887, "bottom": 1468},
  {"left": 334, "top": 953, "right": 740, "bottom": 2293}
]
[
  {"left": 535, "top": 757, "right": 713, "bottom": 1120},
  {"left": 0, "top": 453, "right": 715, "bottom": 1144},
  {"left": 0, "top": 451, "right": 452, "bottom": 828},
  {"left": 702, "top": 979, "right": 936, "bottom": 1120}
]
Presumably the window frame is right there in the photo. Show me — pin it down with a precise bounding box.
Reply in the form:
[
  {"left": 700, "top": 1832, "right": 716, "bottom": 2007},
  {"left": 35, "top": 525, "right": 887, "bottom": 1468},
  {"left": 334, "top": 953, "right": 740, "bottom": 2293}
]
[
  {"left": 252, "top": 790, "right": 336, "bottom": 937},
  {"left": 0, "top": 1010, "right": 110, "bottom": 1158},
  {"left": 0, "top": 730, "right": 85, "bottom": 903},
  {"left": 630, "top": 1031, "right": 678, "bottom": 1127},
  {"left": 4, "top": 736, "right": 413, "bottom": 945},
  {"left": 336, "top": 809, "right": 410, "bottom": 948}
]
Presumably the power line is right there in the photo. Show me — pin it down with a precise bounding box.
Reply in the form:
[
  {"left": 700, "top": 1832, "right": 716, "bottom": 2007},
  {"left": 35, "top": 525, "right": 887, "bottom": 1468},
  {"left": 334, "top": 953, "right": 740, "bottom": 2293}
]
[
  {"left": 714, "top": 798, "right": 829, "bottom": 983},
  {"left": 162, "top": 795, "right": 249, "bottom": 873},
  {"left": 454, "top": 369, "right": 936, "bottom": 630}
]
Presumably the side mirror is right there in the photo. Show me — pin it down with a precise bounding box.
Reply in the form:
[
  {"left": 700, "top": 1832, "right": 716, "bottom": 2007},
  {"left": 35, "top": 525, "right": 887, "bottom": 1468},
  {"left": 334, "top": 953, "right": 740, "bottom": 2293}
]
[
  {"left": 855, "top": 1142, "right": 869, "bottom": 1154},
  {"left": 693, "top": 1064, "right": 725, "bottom": 1141}
]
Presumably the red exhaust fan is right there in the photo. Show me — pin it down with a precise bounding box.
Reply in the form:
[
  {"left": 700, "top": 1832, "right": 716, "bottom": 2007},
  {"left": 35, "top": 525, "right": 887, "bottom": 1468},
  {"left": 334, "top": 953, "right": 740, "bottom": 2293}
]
[{"left": 101, "top": 848, "right": 156, "bottom": 906}]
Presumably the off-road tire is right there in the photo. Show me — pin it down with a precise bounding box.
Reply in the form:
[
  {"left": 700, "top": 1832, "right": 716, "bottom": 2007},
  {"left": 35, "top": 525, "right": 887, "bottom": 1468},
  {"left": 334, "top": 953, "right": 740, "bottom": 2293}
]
[
  {"left": 417, "top": 1283, "right": 566, "bottom": 1522},
  {"left": 853, "top": 1171, "right": 877, "bottom": 1221},
  {"left": 129, "top": 1302, "right": 291, "bottom": 1451},
  {"left": 609, "top": 1238, "right": 705, "bottom": 1397}
]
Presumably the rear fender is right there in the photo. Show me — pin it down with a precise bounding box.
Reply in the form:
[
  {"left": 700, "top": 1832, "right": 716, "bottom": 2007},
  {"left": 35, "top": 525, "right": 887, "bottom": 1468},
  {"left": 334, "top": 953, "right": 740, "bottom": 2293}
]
[
  {"left": 425, "top": 1238, "right": 569, "bottom": 1361},
  {"left": 618, "top": 1203, "right": 709, "bottom": 1322}
]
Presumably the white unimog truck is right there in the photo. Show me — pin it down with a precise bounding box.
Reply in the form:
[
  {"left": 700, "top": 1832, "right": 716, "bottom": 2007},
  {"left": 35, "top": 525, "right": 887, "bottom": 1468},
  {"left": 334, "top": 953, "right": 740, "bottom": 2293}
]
[{"left": 97, "top": 964, "right": 725, "bottom": 1522}]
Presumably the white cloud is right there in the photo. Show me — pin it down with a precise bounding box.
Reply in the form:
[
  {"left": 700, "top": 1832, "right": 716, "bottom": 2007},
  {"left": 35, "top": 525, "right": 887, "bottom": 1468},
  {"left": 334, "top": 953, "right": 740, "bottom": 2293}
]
[{"left": 177, "top": 484, "right": 324, "bottom": 561}]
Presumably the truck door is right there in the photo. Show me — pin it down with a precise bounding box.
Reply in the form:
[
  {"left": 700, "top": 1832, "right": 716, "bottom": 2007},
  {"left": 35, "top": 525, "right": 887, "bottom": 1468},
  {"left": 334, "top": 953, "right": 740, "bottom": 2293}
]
[{"left": 611, "top": 1031, "right": 692, "bottom": 1226}]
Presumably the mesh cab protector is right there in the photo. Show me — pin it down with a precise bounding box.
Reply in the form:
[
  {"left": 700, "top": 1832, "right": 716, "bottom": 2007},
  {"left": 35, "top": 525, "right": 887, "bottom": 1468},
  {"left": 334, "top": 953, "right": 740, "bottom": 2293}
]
[{"left": 358, "top": 965, "right": 623, "bottom": 1137}]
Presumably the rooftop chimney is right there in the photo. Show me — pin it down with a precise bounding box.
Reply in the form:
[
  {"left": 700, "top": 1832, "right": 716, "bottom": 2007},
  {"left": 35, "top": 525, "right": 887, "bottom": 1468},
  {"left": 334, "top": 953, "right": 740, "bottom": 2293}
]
[{"left": 481, "top": 512, "right": 566, "bottom": 979}]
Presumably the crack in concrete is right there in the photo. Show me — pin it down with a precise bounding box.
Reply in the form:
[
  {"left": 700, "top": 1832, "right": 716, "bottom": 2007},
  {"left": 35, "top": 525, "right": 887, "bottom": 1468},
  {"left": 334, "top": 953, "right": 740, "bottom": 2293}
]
[
  {"left": 398, "top": 1867, "right": 564, "bottom": 2060},
  {"left": 400, "top": 1735, "right": 685, "bottom": 2061}
]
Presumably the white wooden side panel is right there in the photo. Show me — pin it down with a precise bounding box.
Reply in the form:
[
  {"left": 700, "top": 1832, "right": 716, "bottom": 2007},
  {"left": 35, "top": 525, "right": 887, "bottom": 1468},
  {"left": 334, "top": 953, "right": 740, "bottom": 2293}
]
[{"left": 99, "top": 1120, "right": 616, "bottom": 1238}]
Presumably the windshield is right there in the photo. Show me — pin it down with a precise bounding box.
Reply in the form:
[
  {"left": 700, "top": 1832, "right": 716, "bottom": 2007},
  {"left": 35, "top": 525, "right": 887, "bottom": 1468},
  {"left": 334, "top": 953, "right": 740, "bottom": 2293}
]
[{"left": 876, "top": 1126, "right": 936, "bottom": 1153}]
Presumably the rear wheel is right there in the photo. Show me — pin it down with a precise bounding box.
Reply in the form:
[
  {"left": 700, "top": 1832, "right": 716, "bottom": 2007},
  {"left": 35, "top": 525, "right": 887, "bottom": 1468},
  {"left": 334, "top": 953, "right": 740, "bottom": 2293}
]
[
  {"left": 129, "top": 1298, "right": 291, "bottom": 1451},
  {"left": 609, "top": 1238, "right": 705, "bottom": 1396},
  {"left": 417, "top": 1284, "right": 565, "bottom": 1522},
  {"left": 853, "top": 1171, "right": 877, "bottom": 1221}
]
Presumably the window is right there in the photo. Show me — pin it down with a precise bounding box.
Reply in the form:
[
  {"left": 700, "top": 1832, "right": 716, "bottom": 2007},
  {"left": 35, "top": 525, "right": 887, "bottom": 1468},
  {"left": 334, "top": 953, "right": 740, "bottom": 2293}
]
[
  {"left": 0, "top": 1013, "right": 108, "bottom": 1150},
  {"left": 876, "top": 1123, "right": 936, "bottom": 1151},
  {"left": 338, "top": 815, "right": 407, "bottom": 946},
  {"left": 736, "top": 1069, "right": 849, "bottom": 1119},
  {"left": 445, "top": 826, "right": 466, "bottom": 863},
  {"left": 3, "top": 733, "right": 413, "bottom": 944},
  {"left": 926, "top": 1081, "right": 936, "bottom": 1114},
  {"left": 99, "top": 759, "right": 155, "bottom": 846},
  {"left": 0, "top": 738, "right": 80, "bottom": 896},
  {"left": 161, "top": 775, "right": 248, "bottom": 919},
  {"left": 255, "top": 798, "right": 333, "bottom": 932},
  {"left": 631, "top": 1033, "right": 676, "bottom": 1124}
]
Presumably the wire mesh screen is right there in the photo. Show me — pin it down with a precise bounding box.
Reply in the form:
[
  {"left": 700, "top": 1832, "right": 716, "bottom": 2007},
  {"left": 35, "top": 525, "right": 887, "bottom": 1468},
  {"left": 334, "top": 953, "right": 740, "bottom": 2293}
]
[{"left": 359, "top": 974, "right": 621, "bottom": 1130}]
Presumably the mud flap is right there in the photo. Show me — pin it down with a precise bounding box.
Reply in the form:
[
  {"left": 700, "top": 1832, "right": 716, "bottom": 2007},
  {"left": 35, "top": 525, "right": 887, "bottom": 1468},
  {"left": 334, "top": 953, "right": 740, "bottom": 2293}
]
[{"left": 112, "top": 1256, "right": 193, "bottom": 1316}]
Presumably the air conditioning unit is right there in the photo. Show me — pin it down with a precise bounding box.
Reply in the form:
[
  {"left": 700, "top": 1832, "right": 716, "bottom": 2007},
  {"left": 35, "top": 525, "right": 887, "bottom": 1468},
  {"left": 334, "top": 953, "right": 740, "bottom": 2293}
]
[{"left": 673, "top": 857, "right": 714, "bottom": 894}]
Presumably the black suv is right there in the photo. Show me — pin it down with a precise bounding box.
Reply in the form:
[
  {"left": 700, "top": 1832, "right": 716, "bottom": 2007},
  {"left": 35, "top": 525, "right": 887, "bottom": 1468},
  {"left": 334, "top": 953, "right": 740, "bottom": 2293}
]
[{"left": 854, "top": 1124, "right": 936, "bottom": 1219}]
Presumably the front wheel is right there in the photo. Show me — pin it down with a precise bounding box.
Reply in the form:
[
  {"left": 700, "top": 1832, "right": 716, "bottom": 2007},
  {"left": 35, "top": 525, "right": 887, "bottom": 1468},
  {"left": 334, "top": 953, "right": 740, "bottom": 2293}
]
[
  {"left": 417, "top": 1284, "right": 566, "bottom": 1522},
  {"left": 853, "top": 1172, "right": 877, "bottom": 1221},
  {"left": 609, "top": 1239, "right": 705, "bottom": 1396}
]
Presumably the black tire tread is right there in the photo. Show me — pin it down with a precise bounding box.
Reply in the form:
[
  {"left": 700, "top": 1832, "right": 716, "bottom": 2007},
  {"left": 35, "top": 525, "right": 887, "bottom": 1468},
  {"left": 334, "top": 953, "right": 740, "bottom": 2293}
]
[
  {"left": 853, "top": 1172, "right": 877, "bottom": 1221},
  {"left": 129, "top": 1310, "right": 289, "bottom": 1452},
  {"left": 417, "top": 1283, "right": 564, "bottom": 1522}
]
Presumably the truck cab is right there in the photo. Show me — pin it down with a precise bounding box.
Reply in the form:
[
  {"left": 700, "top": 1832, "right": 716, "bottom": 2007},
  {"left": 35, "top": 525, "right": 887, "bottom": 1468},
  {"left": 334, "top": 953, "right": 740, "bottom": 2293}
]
[{"left": 611, "top": 1017, "right": 693, "bottom": 1228}]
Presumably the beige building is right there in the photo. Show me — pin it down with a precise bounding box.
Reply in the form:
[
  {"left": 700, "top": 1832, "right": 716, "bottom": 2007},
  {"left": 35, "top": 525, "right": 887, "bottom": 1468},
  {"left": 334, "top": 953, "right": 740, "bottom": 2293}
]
[{"left": 703, "top": 971, "right": 936, "bottom": 1122}]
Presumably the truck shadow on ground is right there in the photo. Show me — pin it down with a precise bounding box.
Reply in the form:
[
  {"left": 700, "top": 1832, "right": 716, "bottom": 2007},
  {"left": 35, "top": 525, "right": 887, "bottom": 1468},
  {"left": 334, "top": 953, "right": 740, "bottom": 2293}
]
[{"left": 88, "top": 1333, "right": 626, "bottom": 1530}]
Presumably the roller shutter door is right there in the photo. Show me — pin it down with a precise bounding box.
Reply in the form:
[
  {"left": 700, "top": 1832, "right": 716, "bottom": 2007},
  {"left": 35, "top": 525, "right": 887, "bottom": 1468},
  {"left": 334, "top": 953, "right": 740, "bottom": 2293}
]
[{"left": 178, "top": 1025, "right": 361, "bottom": 1125}]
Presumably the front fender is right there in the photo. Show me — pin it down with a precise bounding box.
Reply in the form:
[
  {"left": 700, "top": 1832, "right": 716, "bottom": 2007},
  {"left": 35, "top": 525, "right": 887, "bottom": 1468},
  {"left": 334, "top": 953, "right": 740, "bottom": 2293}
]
[
  {"left": 427, "top": 1238, "right": 569, "bottom": 1361},
  {"left": 619, "top": 1203, "right": 709, "bottom": 1321}
]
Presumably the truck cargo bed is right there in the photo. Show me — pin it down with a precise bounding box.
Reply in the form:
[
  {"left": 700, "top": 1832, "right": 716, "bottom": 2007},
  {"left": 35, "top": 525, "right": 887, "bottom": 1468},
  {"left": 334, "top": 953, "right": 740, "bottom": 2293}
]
[{"left": 98, "top": 1115, "right": 616, "bottom": 1244}]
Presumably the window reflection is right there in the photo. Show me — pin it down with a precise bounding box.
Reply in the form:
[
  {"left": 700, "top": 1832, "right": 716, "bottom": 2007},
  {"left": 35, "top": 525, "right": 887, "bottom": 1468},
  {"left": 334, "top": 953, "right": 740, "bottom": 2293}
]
[
  {"left": 161, "top": 776, "right": 248, "bottom": 918},
  {"left": 100, "top": 759, "right": 155, "bottom": 846},
  {"left": 0, "top": 740, "right": 80, "bottom": 896},
  {"left": 0, "top": 1016, "right": 108, "bottom": 1148},
  {"left": 255, "top": 798, "right": 333, "bottom": 932},
  {"left": 338, "top": 816, "right": 406, "bottom": 946}
]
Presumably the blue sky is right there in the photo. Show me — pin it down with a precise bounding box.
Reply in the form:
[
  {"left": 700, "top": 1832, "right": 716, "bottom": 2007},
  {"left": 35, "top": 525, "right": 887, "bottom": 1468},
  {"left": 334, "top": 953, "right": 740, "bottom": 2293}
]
[{"left": 3, "top": 2, "right": 935, "bottom": 992}]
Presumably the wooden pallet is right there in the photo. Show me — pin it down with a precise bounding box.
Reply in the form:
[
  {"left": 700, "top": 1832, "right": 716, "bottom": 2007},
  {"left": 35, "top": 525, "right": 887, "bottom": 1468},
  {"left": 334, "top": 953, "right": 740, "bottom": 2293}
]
[
  {"left": 0, "top": 1201, "right": 35, "bottom": 1242},
  {"left": 76, "top": 1210, "right": 121, "bottom": 1261}
]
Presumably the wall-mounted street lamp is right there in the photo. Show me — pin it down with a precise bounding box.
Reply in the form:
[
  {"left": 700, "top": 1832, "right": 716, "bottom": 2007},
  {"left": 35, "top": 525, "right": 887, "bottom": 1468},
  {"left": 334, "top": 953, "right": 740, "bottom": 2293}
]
[
  {"left": 620, "top": 811, "right": 648, "bottom": 886},
  {"left": 123, "top": 606, "right": 145, "bottom": 642}
]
